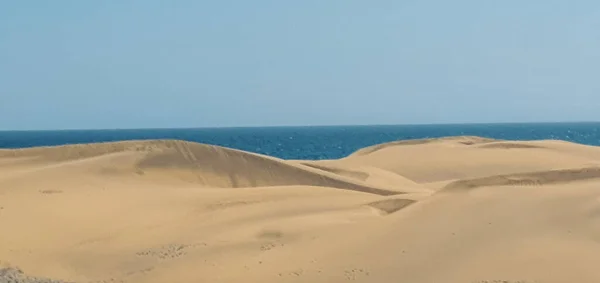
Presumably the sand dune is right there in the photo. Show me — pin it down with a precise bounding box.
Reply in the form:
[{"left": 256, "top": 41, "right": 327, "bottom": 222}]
[
  {"left": 3, "top": 136, "right": 600, "bottom": 282},
  {"left": 342, "top": 137, "right": 600, "bottom": 184},
  {"left": 0, "top": 140, "right": 402, "bottom": 195}
]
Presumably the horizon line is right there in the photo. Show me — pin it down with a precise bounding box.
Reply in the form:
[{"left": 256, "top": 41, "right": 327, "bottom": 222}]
[{"left": 1, "top": 120, "right": 600, "bottom": 132}]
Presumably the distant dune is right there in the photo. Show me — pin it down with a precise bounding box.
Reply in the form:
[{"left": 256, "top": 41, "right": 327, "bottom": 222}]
[{"left": 3, "top": 137, "right": 600, "bottom": 282}]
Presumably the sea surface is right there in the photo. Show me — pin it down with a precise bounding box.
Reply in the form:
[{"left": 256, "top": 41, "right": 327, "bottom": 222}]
[{"left": 1, "top": 123, "right": 600, "bottom": 160}]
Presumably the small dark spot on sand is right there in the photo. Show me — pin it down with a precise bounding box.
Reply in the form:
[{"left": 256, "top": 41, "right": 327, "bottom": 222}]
[
  {"left": 257, "top": 229, "right": 284, "bottom": 239},
  {"left": 40, "top": 189, "right": 63, "bottom": 194}
]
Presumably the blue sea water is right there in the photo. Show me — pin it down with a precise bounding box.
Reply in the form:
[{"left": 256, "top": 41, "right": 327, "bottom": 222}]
[{"left": 1, "top": 123, "right": 600, "bottom": 160}]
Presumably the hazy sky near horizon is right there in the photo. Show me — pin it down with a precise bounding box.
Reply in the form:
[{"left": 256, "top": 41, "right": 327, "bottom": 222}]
[{"left": 1, "top": 1, "right": 600, "bottom": 130}]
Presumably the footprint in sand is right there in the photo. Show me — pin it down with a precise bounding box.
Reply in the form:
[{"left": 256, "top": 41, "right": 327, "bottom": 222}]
[
  {"left": 39, "top": 189, "right": 63, "bottom": 194},
  {"left": 135, "top": 242, "right": 207, "bottom": 260},
  {"left": 344, "top": 268, "right": 370, "bottom": 281}
]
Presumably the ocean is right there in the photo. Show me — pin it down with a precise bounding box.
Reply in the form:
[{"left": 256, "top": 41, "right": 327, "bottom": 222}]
[{"left": 1, "top": 123, "right": 599, "bottom": 160}]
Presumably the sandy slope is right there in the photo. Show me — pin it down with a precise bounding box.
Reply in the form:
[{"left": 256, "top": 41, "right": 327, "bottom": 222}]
[{"left": 2, "top": 137, "right": 600, "bottom": 283}]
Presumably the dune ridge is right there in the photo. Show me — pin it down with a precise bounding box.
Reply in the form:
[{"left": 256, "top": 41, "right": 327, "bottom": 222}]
[
  {"left": 4, "top": 136, "right": 600, "bottom": 282},
  {"left": 349, "top": 136, "right": 496, "bottom": 156},
  {"left": 443, "top": 166, "right": 600, "bottom": 191}
]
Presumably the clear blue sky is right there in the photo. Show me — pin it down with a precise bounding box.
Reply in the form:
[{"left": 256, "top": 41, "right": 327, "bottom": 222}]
[{"left": 1, "top": 1, "right": 599, "bottom": 130}]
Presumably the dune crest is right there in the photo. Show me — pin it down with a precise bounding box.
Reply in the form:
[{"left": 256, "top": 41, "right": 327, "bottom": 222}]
[
  {"left": 443, "top": 167, "right": 600, "bottom": 191},
  {"left": 4, "top": 136, "right": 600, "bottom": 282},
  {"left": 349, "top": 136, "right": 496, "bottom": 156}
]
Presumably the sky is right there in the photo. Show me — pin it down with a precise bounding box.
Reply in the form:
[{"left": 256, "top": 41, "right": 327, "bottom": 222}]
[{"left": 1, "top": 1, "right": 600, "bottom": 130}]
